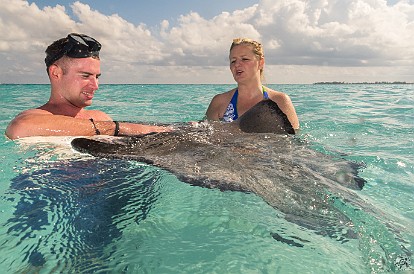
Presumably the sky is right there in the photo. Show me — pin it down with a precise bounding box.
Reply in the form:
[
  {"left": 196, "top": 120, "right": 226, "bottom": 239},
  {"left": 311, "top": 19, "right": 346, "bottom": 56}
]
[{"left": 1, "top": 0, "right": 413, "bottom": 84}]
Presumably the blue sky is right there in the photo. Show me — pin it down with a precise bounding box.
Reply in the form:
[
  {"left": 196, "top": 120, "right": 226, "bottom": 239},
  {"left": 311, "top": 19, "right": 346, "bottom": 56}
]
[
  {"left": 28, "top": 0, "right": 260, "bottom": 27},
  {"left": 1, "top": 0, "right": 413, "bottom": 84}
]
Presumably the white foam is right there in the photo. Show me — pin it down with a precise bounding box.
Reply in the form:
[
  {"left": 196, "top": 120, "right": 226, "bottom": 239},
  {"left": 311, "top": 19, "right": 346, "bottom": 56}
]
[{"left": 15, "top": 136, "right": 93, "bottom": 161}]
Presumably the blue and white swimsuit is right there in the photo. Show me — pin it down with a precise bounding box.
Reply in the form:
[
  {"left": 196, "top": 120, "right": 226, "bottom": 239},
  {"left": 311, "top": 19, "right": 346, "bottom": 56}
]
[{"left": 221, "top": 87, "right": 269, "bottom": 122}]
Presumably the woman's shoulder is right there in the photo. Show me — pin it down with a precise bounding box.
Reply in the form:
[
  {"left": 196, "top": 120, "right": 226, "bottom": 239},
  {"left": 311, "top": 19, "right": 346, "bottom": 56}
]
[
  {"left": 211, "top": 88, "right": 237, "bottom": 103},
  {"left": 265, "top": 88, "right": 292, "bottom": 103},
  {"left": 206, "top": 88, "right": 237, "bottom": 120}
]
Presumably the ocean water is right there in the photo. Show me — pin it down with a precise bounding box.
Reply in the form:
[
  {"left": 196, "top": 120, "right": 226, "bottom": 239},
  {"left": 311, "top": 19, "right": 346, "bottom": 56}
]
[{"left": 0, "top": 84, "right": 413, "bottom": 273}]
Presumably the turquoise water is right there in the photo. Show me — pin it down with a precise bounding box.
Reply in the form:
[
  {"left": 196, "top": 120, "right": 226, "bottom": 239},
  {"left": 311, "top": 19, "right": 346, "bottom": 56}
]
[{"left": 0, "top": 84, "right": 413, "bottom": 273}]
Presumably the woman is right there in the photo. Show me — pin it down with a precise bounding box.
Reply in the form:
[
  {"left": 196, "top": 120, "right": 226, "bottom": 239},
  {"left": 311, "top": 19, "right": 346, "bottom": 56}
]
[{"left": 205, "top": 38, "right": 299, "bottom": 131}]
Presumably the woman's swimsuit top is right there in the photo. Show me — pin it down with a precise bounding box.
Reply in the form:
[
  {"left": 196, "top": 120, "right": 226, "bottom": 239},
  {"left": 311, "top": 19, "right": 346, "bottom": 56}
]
[{"left": 221, "top": 86, "right": 269, "bottom": 122}]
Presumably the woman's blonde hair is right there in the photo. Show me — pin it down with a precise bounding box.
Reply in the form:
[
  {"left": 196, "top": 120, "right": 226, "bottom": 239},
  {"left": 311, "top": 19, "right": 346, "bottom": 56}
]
[{"left": 230, "top": 38, "right": 265, "bottom": 78}]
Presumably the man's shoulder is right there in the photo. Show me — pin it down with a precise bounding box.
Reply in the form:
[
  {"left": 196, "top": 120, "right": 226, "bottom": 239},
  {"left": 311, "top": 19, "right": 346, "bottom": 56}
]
[
  {"left": 25, "top": 108, "right": 53, "bottom": 114},
  {"left": 13, "top": 108, "right": 53, "bottom": 120},
  {"left": 5, "top": 109, "right": 54, "bottom": 139}
]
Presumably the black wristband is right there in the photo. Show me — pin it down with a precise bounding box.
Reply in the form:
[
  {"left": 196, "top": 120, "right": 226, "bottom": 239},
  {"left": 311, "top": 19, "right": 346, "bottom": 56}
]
[
  {"left": 113, "top": 121, "right": 120, "bottom": 136},
  {"left": 89, "top": 118, "right": 101, "bottom": 135}
]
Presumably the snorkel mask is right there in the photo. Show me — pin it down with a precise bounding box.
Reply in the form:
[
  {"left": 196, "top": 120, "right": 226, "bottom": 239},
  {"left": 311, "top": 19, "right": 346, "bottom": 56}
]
[{"left": 45, "top": 33, "right": 101, "bottom": 68}]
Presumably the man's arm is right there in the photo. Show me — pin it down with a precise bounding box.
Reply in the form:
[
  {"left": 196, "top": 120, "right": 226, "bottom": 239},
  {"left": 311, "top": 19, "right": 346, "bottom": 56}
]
[{"left": 5, "top": 112, "right": 170, "bottom": 140}]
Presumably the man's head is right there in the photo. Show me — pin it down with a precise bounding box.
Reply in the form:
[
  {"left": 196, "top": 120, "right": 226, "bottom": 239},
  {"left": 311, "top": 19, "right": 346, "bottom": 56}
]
[
  {"left": 45, "top": 33, "right": 101, "bottom": 75},
  {"left": 45, "top": 33, "right": 102, "bottom": 108}
]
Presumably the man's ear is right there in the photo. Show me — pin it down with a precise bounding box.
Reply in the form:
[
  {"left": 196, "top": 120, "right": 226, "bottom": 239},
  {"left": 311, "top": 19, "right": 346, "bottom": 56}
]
[{"left": 48, "top": 64, "right": 62, "bottom": 80}]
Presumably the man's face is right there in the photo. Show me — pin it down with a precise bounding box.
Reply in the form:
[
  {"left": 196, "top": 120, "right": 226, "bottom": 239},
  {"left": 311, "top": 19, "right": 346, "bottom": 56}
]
[{"left": 58, "top": 57, "right": 101, "bottom": 108}]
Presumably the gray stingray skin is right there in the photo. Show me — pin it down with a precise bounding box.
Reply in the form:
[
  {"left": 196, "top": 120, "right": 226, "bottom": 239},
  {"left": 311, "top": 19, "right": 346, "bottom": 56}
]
[
  {"left": 72, "top": 100, "right": 368, "bottom": 229},
  {"left": 71, "top": 100, "right": 411, "bottom": 271}
]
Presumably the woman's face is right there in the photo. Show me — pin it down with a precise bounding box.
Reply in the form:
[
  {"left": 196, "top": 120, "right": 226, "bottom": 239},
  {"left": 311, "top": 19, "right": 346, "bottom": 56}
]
[{"left": 229, "top": 44, "right": 263, "bottom": 84}]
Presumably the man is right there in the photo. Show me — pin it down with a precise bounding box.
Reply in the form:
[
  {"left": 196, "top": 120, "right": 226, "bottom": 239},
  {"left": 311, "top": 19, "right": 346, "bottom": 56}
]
[{"left": 5, "top": 33, "right": 168, "bottom": 140}]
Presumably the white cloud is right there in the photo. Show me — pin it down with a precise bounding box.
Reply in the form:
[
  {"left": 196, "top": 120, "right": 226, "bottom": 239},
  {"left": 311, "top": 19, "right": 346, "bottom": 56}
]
[
  {"left": 252, "top": 0, "right": 414, "bottom": 67},
  {"left": 159, "top": 6, "right": 260, "bottom": 66},
  {"left": 70, "top": 2, "right": 166, "bottom": 64},
  {"left": 0, "top": 0, "right": 413, "bottom": 84}
]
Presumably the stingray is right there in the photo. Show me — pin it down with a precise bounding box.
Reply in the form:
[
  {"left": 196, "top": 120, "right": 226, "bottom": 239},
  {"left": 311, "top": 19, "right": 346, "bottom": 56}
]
[{"left": 71, "top": 100, "right": 411, "bottom": 272}]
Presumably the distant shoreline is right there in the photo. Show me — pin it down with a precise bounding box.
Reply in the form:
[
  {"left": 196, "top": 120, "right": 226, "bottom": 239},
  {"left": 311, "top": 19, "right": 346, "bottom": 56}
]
[{"left": 313, "top": 81, "right": 413, "bottom": 85}]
